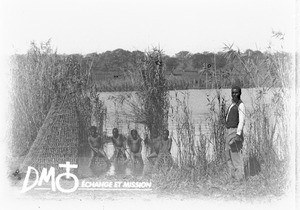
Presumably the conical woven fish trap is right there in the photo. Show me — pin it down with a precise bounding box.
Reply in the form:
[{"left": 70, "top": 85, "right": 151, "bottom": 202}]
[{"left": 20, "top": 93, "right": 80, "bottom": 174}]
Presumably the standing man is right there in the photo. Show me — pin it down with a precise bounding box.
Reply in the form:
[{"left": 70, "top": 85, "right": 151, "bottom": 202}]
[{"left": 225, "top": 86, "right": 246, "bottom": 181}]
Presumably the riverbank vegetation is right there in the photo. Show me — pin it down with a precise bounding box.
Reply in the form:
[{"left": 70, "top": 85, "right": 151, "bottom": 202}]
[
  {"left": 150, "top": 33, "right": 293, "bottom": 198},
  {"left": 9, "top": 32, "right": 293, "bottom": 199},
  {"left": 9, "top": 41, "right": 103, "bottom": 164},
  {"left": 91, "top": 47, "right": 291, "bottom": 92},
  {"left": 12, "top": 39, "right": 291, "bottom": 93}
]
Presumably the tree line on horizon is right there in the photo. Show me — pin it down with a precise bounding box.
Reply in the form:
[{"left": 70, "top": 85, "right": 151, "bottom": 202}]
[
  {"left": 13, "top": 43, "right": 291, "bottom": 90},
  {"left": 79, "top": 48, "right": 264, "bottom": 72},
  {"left": 67, "top": 48, "right": 290, "bottom": 89}
]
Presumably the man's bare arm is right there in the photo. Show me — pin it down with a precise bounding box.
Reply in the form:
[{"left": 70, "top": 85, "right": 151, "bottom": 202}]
[
  {"left": 88, "top": 138, "right": 98, "bottom": 152},
  {"left": 102, "top": 135, "right": 112, "bottom": 144},
  {"left": 139, "top": 138, "right": 142, "bottom": 153},
  {"left": 169, "top": 138, "right": 172, "bottom": 153}
]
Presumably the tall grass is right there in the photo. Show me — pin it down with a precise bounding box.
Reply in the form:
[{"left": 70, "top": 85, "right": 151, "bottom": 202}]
[
  {"left": 152, "top": 34, "right": 292, "bottom": 197},
  {"left": 112, "top": 48, "right": 169, "bottom": 140},
  {"left": 10, "top": 41, "right": 98, "bottom": 160},
  {"left": 206, "top": 90, "right": 227, "bottom": 165},
  {"left": 90, "top": 84, "right": 107, "bottom": 136},
  {"left": 9, "top": 36, "right": 292, "bottom": 198},
  {"left": 171, "top": 92, "right": 196, "bottom": 167},
  {"left": 10, "top": 41, "right": 60, "bottom": 157},
  {"left": 223, "top": 33, "right": 292, "bottom": 183}
]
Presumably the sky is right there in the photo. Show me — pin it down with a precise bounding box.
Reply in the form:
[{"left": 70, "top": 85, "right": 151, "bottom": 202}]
[{"left": 0, "top": 0, "right": 297, "bottom": 56}]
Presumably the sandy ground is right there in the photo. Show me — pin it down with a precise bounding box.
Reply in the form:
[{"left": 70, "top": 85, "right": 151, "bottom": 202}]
[
  {"left": 2, "top": 156, "right": 296, "bottom": 210},
  {"left": 3, "top": 181, "right": 296, "bottom": 210}
]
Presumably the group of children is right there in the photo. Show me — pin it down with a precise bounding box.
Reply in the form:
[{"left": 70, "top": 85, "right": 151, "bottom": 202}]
[{"left": 87, "top": 126, "right": 172, "bottom": 169}]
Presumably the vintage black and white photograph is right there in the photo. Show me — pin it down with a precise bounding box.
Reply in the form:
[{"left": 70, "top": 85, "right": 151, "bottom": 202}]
[{"left": 0, "top": 0, "right": 298, "bottom": 209}]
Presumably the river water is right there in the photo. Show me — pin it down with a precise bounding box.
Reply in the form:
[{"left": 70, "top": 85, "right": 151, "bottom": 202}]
[{"left": 93, "top": 88, "right": 278, "bottom": 163}]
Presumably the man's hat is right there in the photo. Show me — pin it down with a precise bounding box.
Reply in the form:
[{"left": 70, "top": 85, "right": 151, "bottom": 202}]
[{"left": 231, "top": 85, "right": 241, "bottom": 93}]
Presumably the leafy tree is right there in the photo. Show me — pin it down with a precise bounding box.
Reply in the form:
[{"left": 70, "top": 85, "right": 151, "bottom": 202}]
[
  {"left": 191, "top": 53, "right": 212, "bottom": 69},
  {"left": 216, "top": 52, "right": 227, "bottom": 69},
  {"left": 175, "top": 51, "right": 192, "bottom": 71},
  {"left": 175, "top": 51, "right": 192, "bottom": 60},
  {"left": 95, "top": 49, "right": 132, "bottom": 72},
  {"left": 131, "top": 50, "right": 145, "bottom": 63},
  {"left": 165, "top": 57, "right": 179, "bottom": 72}
]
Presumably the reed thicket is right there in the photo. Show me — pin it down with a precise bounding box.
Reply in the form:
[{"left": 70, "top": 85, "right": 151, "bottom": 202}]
[
  {"left": 9, "top": 41, "right": 106, "bottom": 161},
  {"left": 10, "top": 41, "right": 59, "bottom": 157},
  {"left": 151, "top": 35, "right": 292, "bottom": 196},
  {"left": 111, "top": 48, "right": 170, "bottom": 141},
  {"left": 10, "top": 36, "right": 292, "bottom": 198}
]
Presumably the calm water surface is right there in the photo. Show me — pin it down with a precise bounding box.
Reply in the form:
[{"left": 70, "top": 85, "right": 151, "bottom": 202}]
[{"left": 94, "top": 88, "right": 277, "bottom": 163}]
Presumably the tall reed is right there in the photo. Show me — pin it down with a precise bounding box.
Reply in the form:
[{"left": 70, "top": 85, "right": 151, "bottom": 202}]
[
  {"left": 111, "top": 48, "right": 169, "bottom": 144},
  {"left": 206, "top": 90, "right": 227, "bottom": 165},
  {"left": 223, "top": 32, "right": 292, "bottom": 187},
  {"left": 170, "top": 92, "right": 196, "bottom": 167},
  {"left": 10, "top": 41, "right": 60, "bottom": 157},
  {"left": 10, "top": 41, "right": 96, "bottom": 159},
  {"left": 153, "top": 33, "right": 292, "bottom": 195}
]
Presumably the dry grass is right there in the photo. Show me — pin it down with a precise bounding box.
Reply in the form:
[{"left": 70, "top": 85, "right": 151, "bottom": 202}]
[
  {"left": 110, "top": 48, "right": 169, "bottom": 143},
  {"left": 9, "top": 41, "right": 105, "bottom": 168},
  {"left": 9, "top": 35, "right": 292, "bottom": 200},
  {"left": 150, "top": 34, "right": 292, "bottom": 199},
  {"left": 10, "top": 41, "right": 60, "bottom": 157}
]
